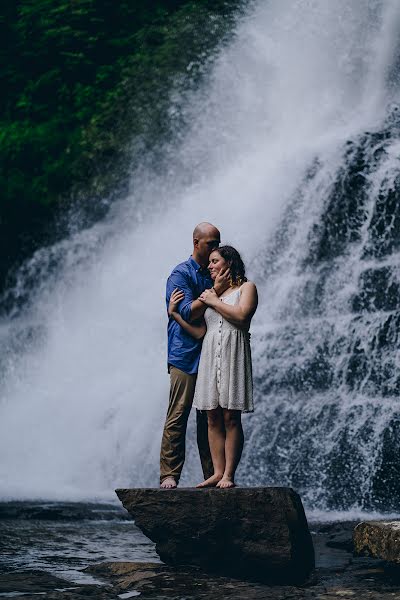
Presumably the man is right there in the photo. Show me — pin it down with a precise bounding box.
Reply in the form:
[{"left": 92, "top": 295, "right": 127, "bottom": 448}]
[{"left": 160, "top": 222, "right": 230, "bottom": 488}]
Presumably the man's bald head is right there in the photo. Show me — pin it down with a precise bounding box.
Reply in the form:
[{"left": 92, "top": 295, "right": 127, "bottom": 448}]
[
  {"left": 192, "top": 222, "right": 221, "bottom": 267},
  {"left": 193, "top": 222, "right": 220, "bottom": 241}
]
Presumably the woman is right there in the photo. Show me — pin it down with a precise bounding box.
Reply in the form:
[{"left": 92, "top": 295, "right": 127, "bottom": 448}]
[{"left": 168, "top": 245, "right": 258, "bottom": 488}]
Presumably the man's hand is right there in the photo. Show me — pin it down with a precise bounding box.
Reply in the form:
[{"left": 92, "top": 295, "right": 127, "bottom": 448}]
[
  {"left": 213, "top": 267, "right": 231, "bottom": 296},
  {"left": 199, "top": 288, "right": 219, "bottom": 307}
]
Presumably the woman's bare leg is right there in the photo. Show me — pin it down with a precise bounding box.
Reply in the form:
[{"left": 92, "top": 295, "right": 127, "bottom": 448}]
[
  {"left": 217, "top": 409, "right": 243, "bottom": 488},
  {"left": 196, "top": 407, "right": 225, "bottom": 487}
]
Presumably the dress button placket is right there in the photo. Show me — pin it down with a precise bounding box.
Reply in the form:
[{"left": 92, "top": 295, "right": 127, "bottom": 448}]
[{"left": 216, "top": 318, "right": 222, "bottom": 393}]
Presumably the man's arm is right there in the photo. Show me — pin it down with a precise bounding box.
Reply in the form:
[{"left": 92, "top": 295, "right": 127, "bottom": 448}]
[
  {"left": 166, "top": 266, "right": 231, "bottom": 323},
  {"left": 168, "top": 289, "right": 206, "bottom": 338},
  {"left": 166, "top": 268, "right": 196, "bottom": 323}
]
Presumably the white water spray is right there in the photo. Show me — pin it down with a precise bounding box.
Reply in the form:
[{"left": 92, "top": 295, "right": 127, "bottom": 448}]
[{"left": 0, "top": 0, "right": 398, "bottom": 502}]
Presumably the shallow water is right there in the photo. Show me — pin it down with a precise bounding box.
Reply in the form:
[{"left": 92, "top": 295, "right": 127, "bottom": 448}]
[
  {"left": 2, "top": 499, "right": 399, "bottom": 586},
  {"left": 0, "top": 502, "right": 159, "bottom": 585},
  {"left": 2, "top": 500, "right": 400, "bottom": 599}
]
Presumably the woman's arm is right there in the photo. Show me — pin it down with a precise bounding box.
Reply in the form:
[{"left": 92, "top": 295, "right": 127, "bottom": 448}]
[
  {"left": 190, "top": 267, "right": 231, "bottom": 321},
  {"left": 171, "top": 311, "right": 206, "bottom": 339},
  {"left": 199, "top": 282, "right": 258, "bottom": 330},
  {"left": 168, "top": 289, "right": 206, "bottom": 340}
]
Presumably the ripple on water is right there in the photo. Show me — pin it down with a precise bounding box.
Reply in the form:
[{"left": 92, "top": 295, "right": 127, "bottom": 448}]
[{"left": 0, "top": 502, "right": 160, "bottom": 585}]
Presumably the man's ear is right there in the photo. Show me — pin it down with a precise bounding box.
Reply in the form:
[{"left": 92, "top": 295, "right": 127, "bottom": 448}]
[{"left": 193, "top": 238, "right": 199, "bottom": 247}]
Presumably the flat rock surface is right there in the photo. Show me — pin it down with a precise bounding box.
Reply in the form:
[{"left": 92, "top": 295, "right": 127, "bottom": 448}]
[
  {"left": 115, "top": 487, "right": 315, "bottom": 582},
  {"left": 354, "top": 520, "right": 400, "bottom": 564}
]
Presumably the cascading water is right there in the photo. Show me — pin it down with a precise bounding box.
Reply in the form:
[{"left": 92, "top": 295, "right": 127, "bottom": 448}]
[
  {"left": 244, "top": 105, "right": 400, "bottom": 511},
  {"left": 0, "top": 1, "right": 399, "bottom": 511}
]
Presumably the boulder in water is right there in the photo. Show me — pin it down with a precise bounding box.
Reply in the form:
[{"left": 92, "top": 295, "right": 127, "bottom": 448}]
[
  {"left": 354, "top": 521, "right": 400, "bottom": 563},
  {"left": 115, "top": 486, "right": 314, "bottom": 583}
]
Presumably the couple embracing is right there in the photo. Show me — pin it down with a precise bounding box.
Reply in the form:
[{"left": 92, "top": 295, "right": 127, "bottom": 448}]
[{"left": 160, "top": 222, "right": 258, "bottom": 489}]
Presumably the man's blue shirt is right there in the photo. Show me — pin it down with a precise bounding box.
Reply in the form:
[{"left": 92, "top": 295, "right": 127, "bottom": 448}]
[{"left": 166, "top": 256, "right": 212, "bottom": 375}]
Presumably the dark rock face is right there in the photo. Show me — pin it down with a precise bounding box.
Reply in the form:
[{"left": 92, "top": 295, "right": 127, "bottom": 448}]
[
  {"left": 354, "top": 521, "right": 400, "bottom": 564},
  {"left": 115, "top": 487, "right": 315, "bottom": 583}
]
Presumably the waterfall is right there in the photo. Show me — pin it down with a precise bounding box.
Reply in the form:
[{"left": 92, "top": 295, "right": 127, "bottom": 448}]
[
  {"left": 244, "top": 106, "right": 400, "bottom": 511},
  {"left": 0, "top": 1, "right": 399, "bottom": 509}
]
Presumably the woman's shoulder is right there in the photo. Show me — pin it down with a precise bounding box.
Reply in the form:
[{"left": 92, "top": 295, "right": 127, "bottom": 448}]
[{"left": 240, "top": 280, "right": 257, "bottom": 291}]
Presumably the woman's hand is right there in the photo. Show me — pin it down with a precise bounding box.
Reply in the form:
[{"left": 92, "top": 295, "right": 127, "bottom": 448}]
[
  {"left": 213, "top": 267, "right": 231, "bottom": 296},
  {"left": 199, "top": 288, "right": 219, "bottom": 307},
  {"left": 168, "top": 289, "right": 184, "bottom": 316}
]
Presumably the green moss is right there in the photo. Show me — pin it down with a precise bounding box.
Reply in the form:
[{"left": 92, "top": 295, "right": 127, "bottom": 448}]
[{"left": 0, "top": 0, "right": 245, "bottom": 290}]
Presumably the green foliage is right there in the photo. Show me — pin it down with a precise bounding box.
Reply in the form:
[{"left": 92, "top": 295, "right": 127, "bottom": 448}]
[{"left": 0, "top": 0, "right": 244, "bottom": 290}]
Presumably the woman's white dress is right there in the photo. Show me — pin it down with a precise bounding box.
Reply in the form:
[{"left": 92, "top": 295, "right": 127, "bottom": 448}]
[{"left": 193, "top": 287, "right": 254, "bottom": 412}]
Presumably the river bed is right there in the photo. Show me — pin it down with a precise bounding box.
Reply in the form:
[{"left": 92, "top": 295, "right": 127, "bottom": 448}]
[{"left": 1, "top": 501, "right": 400, "bottom": 599}]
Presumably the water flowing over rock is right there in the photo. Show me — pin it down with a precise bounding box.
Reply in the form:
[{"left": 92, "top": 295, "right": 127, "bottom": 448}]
[
  {"left": 115, "top": 487, "right": 315, "bottom": 583},
  {"left": 246, "top": 106, "right": 400, "bottom": 511}
]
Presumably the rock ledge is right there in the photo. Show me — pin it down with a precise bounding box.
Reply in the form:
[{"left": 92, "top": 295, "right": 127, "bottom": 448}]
[{"left": 115, "top": 486, "right": 314, "bottom": 583}]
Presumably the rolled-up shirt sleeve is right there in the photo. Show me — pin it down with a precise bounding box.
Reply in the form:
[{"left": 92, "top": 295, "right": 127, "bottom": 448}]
[{"left": 166, "top": 268, "right": 194, "bottom": 323}]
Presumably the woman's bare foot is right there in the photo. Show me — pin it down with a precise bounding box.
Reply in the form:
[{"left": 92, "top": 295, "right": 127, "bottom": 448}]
[
  {"left": 216, "top": 477, "right": 235, "bottom": 489},
  {"left": 160, "top": 477, "right": 177, "bottom": 489},
  {"left": 196, "top": 474, "right": 223, "bottom": 488}
]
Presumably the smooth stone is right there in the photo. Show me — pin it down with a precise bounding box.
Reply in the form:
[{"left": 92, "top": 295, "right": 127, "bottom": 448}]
[
  {"left": 115, "top": 487, "right": 315, "bottom": 583},
  {"left": 354, "top": 521, "right": 400, "bottom": 563}
]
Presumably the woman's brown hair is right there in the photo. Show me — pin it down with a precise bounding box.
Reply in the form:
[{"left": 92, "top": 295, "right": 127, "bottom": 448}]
[{"left": 214, "top": 245, "right": 247, "bottom": 287}]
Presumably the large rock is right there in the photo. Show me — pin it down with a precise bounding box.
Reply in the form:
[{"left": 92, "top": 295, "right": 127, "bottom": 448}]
[
  {"left": 115, "top": 487, "right": 314, "bottom": 583},
  {"left": 354, "top": 521, "right": 400, "bottom": 563}
]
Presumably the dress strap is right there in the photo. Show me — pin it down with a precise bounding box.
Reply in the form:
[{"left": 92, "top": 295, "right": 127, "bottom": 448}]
[{"left": 220, "top": 287, "right": 241, "bottom": 302}]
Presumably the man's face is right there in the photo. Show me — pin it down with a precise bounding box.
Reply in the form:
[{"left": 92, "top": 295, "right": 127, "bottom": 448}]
[{"left": 195, "top": 232, "right": 220, "bottom": 264}]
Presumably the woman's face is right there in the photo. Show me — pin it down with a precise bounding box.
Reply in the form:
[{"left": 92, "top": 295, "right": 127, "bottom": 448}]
[{"left": 208, "top": 250, "right": 228, "bottom": 281}]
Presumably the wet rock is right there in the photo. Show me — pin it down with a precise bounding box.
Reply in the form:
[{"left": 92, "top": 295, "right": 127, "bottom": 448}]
[
  {"left": 115, "top": 487, "right": 315, "bottom": 583},
  {"left": 354, "top": 520, "right": 400, "bottom": 563},
  {"left": 320, "top": 522, "right": 354, "bottom": 552},
  {"left": 363, "top": 175, "right": 400, "bottom": 259},
  {"left": 351, "top": 266, "right": 400, "bottom": 313},
  {"left": 4, "top": 522, "right": 400, "bottom": 600},
  {"left": 0, "top": 500, "right": 129, "bottom": 521},
  {"left": 88, "top": 562, "right": 172, "bottom": 589},
  {"left": 87, "top": 560, "right": 308, "bottom": 599},
  {"left": 0, "top": 570, "right": 72, "bottom": 594},
  {"left": 87, "top": 545, "right": 400, "bottom": 600}
]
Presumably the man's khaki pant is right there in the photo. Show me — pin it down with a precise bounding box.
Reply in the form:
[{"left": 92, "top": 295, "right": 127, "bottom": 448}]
[{"left": 160, "top": 366, "right": 213, "bottom": 484}]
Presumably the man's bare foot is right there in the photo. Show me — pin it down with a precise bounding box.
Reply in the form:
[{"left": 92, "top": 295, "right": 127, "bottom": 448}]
[
  {"left": 196, "top": 474, "right": 223, "bottom": 488},
  {"left": 216, "top": 477, "right": 235, "bottom": 489},
  {"left": 160, "top": 477, "right": 177, "bottom": 489}
]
